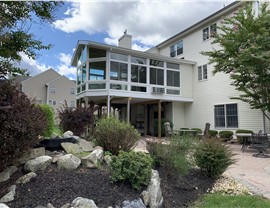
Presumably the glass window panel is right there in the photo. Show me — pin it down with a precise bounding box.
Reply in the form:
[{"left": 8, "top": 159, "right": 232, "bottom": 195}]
[
  {"left": 174, "top": 71, "right": 180, "bottom": 87},
  {"left": 170, "top": 45, "right": 176, "bottom": 57},
  {"left": 214, "top": 105, "right": 225, "bottom": 127},
  {"left": 167, "top": 71, "right": 173, "bottom": 86},
  {"left": 226, "top": 104, "right": 238, "bottom": 128},
  {"left": 150, "top": 68, "right": 157, "bottom": 84},
  {"left": 167, "top": 62, "right": 179, "bottom": 70},
  {"left": 150, "top": 68, "right": 164, "bottom": 85},
  {"left": 110, "top": 52, "right": 128, "bottom": 62},
  {"left": 167, "top": 71, "right": 180, "bottom": 87},
  {"left": 198, "top": 66, "right": 202, "bottom": 81},
  {"left": 110, "top": 84, "right": 127, "bottom": 90},
  {"left": 177, "top": 41, "right": 183, "bottom": 55},
  {"left": 77, "top": 87, "right": 80, "bottom": 93},
  {"left": 131, "top": 56, "right": 146, "bottom": 65},
  {"left": 89, "top": 47, "right": 106, "bottom": 58},
  {"left": 82, "top": 84, "right": 86, "bottom": 91},
  {"left": 167, "top": 89, "right": 180, "bottom": 95},
  {"left": 131, "top": 86, "right": 147, "bottom": 92},
  {"left": 110, "top": 61, "right": 128, "bottom": 81},
  {"left": 150, "top": 59, "right": 164, "bottom": 67},
  {"left": 203, "top": 64, "right": 207, "bottom": 79},
  {"left": 77, "top": 68, "right": 82, "bottom": 85},
  {"left": 157, "top": 69, "right": 164, "bottom": 85},
  {"left": 131, "top": 65, "right": 146, "bottom": 83},
  {"left": 210, "top": 23, "right": 217, "bottom": 38},
  {"left": 89, "top": 83, "right": 106, "bottom": 90},
  {"left": 203, "top": 27, "right": 209, "bottom": 41},
  {"left": 89, "top": 61, "right": 106, "bottom": 80},
  {"left": 82, "top": 64, "right": 86, "bottom": 83}
]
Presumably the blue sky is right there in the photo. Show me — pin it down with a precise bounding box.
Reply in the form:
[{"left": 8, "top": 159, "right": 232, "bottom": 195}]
[{"left": 20, "top": 0, "right": 234, "bottom": 80}]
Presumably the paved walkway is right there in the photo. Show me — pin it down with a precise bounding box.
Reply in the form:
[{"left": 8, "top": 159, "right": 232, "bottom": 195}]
[
  {"left": 225, "top": 143, "right": 270, "bottom": 199},
  {"left": 135, "top": 138, "right": 270, "bottom": 199}
]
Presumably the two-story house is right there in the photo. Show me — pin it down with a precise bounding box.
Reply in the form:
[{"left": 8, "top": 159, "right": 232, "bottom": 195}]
[
  {"left": 19, "top": 68, "right": 76, "bottom": 124},
  {"left": 71, "top": 1, "right": 268, "bottom": 135}
]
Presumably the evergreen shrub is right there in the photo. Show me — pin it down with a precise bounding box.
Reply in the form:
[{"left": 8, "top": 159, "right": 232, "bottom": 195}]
[
  {"left": 39, "top": 104, "right": 54, "bottom": 137},
  {"left": 194, "top": 139, "right": 235, "bottom": 178},
  {"left": 94, "top": 117, "right": 140, "bottom": 155},
  {"left": 219, "top": 130, "right": 233, "bottom": 140},
  {"left": 209, "top": 130, "right": 218, "bottom": 137},
  {"left": 110, "top": 151, "right": 153, "bottom": 190}
]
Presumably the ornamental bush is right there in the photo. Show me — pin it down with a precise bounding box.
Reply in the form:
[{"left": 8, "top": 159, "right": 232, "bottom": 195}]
[
  {"left": 191, "top": 128, "right": 202, "bottom": 134},
  {"left": 0, "top": 80, "right": 47, "bottom": 170},
  {"left": 94, "top": 117, "right": 140, "bottom": 155},
  {"left": 39, "top": 104, "right": 54, "bottom": 137},
  {"left": 149, "top": 135, "right": 194, "bottom": 177},
  {"left": 110, "top": 151, "right": 153, "bottom": 190},
  {"left": 209, "top": 130, "right": 218, "bottom": 137},
  {"left": 194, "top": 139, "right": 235, "bottom": 178},
  {"left": 57, "top": 102, "right": 94, "bottom": 137},
  {"left": 219, "top": 130, "right": 233, "bottom": 140}
]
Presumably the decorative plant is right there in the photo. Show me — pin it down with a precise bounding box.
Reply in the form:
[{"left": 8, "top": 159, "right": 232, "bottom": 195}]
[
  {"left": 110, "top": 151, "right": 153, "bottom": 190},
  {"left": 194, "top": 139, "right": 235, "bottom": 178},
  {"left": 94, "top": 117, "right": 140, "bottom": 155},
  {"left": 39, "top": 104, "right": 54, "bottom": 137},
  {"left": 0, "top": 80, "right": 47, "bottom": 170}
]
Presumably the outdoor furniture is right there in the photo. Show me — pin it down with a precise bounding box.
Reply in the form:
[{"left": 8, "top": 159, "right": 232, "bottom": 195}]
[
  {"left": 250, "top": 133, "right": 270, "bottom": 158},
  {"left": 236, "top": 133, "right": 252, "bottom": 152},
  {"left": 164, "top": 122, "right": 179, "bottom": 137}
]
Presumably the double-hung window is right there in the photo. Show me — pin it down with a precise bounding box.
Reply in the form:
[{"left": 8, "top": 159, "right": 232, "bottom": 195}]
[
  {"left": 214, "top": 104, "right": 238, "bottom": 128},
  {"left": 203, "top": 23, "right": 217, "bottom": 41},
  {"left": 198, "top": 64, "right": 207, "bottom": 81},
  {"left": 170, "top": 40, "right": 183, "bottom": 57}
]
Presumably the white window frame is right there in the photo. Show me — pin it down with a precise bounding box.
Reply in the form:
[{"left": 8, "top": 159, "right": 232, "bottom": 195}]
[
  {"left": 70, "top": 88, "right": 75, "bottom": 95},
  {"left": 203, "top": 23, "right": 217, "bottom": 41},
  {"left": 214, "top": 103, "right": 238, "bottom": 128},
  {"left": 170, "top": 40, "right": 183, "bottom": 57},
  {"left": 50, "top": 86, "right": 56, "bottom": 94},
  {"left": 198, "top": 64, "right": 207, "bottom": 81}
]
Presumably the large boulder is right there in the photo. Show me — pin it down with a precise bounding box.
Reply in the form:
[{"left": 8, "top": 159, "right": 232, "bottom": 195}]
[
  {"left": 81, "top": 149, "right": 104, "bottom": 168},
  {"left": 141, "top": 170, "right": 163, "bottom": 208},
  {"left": 24, "top": 156, "right": 52, "bottom": 173},
  {"left": 63, "top": 131, "right": 73, "bottom": 138},
  {"left": 0, "top": 185, "right": 16, "bottom": 203},
  {"left": 16, "top": 172, "right": 37, "bottom": 184},
  {"left": 15, "top": 147, "right": 45, "bottom": 165},
  {"left": 57, "top": 154, "right": 81, "bottom": 170},
  {"left": 0, "top": 203, "right": 9, "bottom": 208},
  {"left": 78, "top": 139, "right": 94, "bottom": 152},
  {"left": 60, "top": 142, "right": 81, "bottom": 154},
  {"left": 0, "top": 166, "right": 18, "bottom": 182},
  {"left": 71, "top": 197, "right": 98, "bottom": 208},
  {"left": 122, "top": 199, "right": 146, "bottom": 208}
]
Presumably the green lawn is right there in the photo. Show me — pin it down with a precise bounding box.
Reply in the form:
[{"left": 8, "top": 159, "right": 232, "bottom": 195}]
[
  {"left": 53, "top": 125, "right": 62, "bottom": 135},
  {"left": 193, "top": 193, "right": 270, "bottom": 208}
]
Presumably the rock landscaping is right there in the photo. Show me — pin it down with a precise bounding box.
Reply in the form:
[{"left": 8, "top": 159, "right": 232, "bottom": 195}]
[
  {"left": 0, "top": 131, "right": 250, "bottom": 208},
  {"left": 0, "top": 131, "right": 164, "bottom": 208}
]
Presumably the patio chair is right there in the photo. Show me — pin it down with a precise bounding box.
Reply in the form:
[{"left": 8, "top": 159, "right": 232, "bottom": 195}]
[
  {"left": 250, "top": 133, "right": 270, "bottom": 158},
  {"left": 164, "top": 122, "right": 178, "bottom": 137}
]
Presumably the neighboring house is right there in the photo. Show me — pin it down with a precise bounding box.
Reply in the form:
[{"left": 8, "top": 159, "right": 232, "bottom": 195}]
[
  {"left": 71, "top": 1, "right": 268, "bottom": 135},
  {"left": 19, "top": 68, "right": 76, "bottom": 124}
]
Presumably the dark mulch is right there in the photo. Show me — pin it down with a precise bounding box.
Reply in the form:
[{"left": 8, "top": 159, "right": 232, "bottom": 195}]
[{"left": 1, "top": 164, "right": 216, "bottom": 208}]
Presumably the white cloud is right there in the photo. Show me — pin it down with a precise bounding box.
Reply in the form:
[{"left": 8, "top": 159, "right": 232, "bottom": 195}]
[
  {"left": 17, "top": 52, "right": 76, "bottom": 80},
  {"left": 17, "top": 53, "right": 51, "bottom": 76},
  {"left": 57, "top": 53, "right": 76, "bottom": 79},
  {"left": 54, "top": 0, "right": 234, "bottom": 48}
]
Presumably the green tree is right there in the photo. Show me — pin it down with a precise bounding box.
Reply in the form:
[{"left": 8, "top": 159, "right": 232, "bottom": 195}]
[
  {"left": 0, "top": 1, "right": 63, "bottom": 79},
  {"left": 202, "top": 2, "right": 270, "bottom": 120}
]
